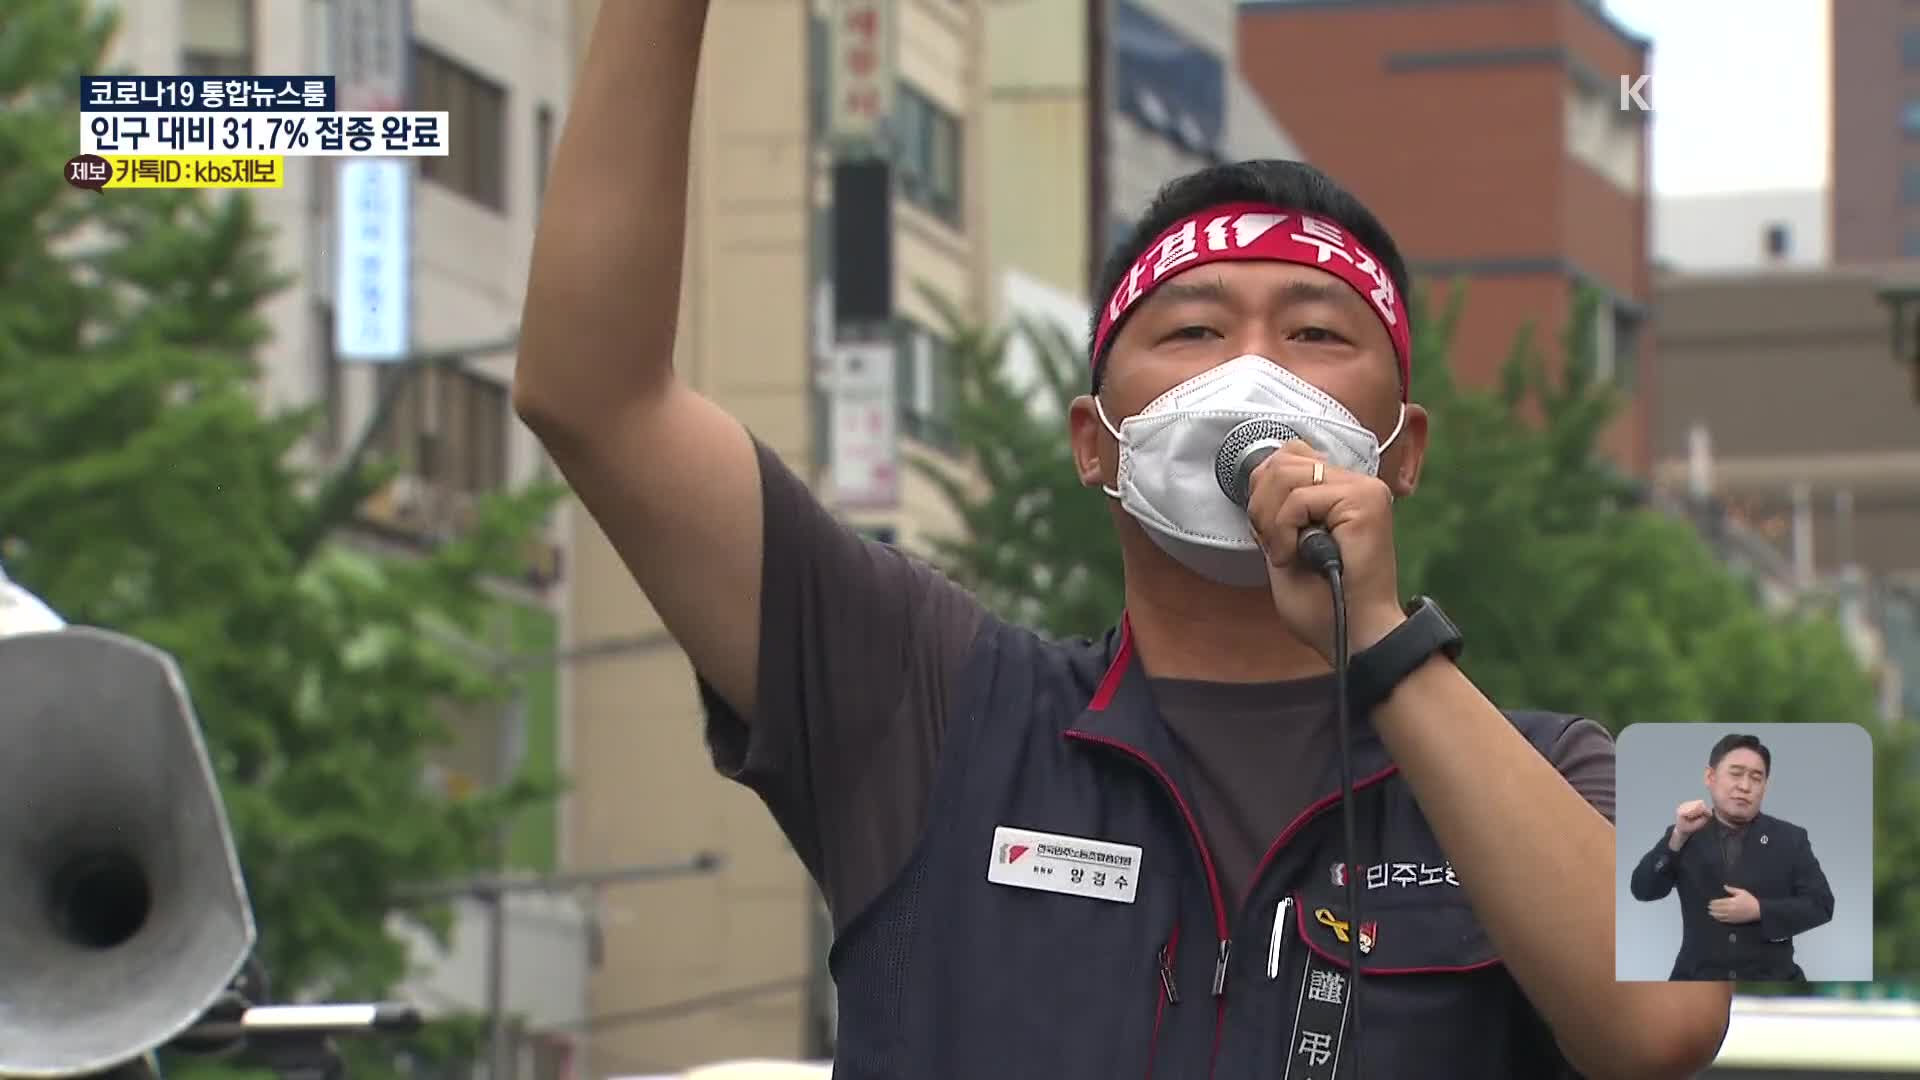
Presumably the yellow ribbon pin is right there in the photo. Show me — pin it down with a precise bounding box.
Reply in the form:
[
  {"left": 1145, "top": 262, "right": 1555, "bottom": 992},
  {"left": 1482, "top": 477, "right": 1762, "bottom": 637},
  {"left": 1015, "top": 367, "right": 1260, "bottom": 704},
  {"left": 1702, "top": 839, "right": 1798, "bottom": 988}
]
[{"left": 1315, "top": 907, "right": 1352, "bottom": 943}]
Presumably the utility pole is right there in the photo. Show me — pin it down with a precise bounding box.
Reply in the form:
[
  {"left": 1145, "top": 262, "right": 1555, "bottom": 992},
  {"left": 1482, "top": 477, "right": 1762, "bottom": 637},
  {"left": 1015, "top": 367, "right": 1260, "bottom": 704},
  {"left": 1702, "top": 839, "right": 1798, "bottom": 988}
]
[
  {"left": 1086, "top": 0, "right": 1110, "bottom": 298},
  {"left": 397, "top": 854, "right": 724, "bottom": 1080},
  {"left": 410, "top": 611, "right": 694, "bottom": 1079}
]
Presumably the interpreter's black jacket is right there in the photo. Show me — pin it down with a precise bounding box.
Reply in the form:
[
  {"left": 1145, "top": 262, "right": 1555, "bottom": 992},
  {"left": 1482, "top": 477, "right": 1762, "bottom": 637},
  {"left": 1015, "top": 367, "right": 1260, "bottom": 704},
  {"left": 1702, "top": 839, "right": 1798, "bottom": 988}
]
[{"left": 1629, "top": 811, "right": 1834, "bottom": 981}]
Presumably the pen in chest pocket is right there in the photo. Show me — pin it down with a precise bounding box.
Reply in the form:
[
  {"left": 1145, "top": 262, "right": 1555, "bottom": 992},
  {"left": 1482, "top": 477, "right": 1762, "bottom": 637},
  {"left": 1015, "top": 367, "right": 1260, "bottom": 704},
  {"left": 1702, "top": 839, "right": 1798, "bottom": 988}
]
[{"left": 1267, "top": 896, "right": 1292, "bottom": 979}]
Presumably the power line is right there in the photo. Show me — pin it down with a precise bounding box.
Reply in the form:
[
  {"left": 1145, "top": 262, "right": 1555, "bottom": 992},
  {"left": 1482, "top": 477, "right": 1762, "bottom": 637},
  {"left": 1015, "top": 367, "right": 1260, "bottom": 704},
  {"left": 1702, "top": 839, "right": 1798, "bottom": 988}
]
[
  {"left": 531, "top": 976, "right": 811, "bottom": 1035},
  {"left": 393, "top": 855, "right": 722, "bottom": 902}
]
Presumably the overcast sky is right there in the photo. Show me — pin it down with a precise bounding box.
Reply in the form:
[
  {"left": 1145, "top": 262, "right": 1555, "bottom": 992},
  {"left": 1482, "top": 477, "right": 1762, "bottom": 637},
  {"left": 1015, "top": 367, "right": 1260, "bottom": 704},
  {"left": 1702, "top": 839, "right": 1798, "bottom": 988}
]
[{"left": 1604, "top": 0, "right": 1830, "bottom": 196}]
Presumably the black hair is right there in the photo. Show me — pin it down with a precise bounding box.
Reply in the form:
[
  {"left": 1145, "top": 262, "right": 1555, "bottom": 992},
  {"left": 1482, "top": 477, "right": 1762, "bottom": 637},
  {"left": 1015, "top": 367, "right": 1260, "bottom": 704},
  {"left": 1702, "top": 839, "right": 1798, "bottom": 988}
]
[
  {"left": 1087, "top": 159, "right": 1414, "bottom": 394},
  {"left": 1708, "top": 733, "right": 1771, "bottom": 774}
]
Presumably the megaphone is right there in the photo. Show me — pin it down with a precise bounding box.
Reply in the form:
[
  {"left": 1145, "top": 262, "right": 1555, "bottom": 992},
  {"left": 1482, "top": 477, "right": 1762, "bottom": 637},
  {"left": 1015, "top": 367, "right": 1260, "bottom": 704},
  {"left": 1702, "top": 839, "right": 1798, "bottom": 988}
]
[
  {"left": 0, "top": 625, "right": 256, "bottom": 1077},
  {"left": 0, "top": 572, "right": 419, "bottom": 1078}
]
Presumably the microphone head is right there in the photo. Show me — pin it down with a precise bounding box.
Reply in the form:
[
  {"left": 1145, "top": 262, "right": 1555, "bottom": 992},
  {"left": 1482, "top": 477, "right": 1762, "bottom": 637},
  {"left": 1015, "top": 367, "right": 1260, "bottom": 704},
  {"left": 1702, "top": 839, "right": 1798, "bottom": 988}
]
[{"left": 1215, "top": 417, "right": 1302, "bottom": 507}]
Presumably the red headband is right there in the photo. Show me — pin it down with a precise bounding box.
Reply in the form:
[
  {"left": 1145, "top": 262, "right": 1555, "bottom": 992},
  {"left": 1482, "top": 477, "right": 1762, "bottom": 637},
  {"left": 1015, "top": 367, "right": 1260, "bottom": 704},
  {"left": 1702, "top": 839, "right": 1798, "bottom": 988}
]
[{"left": 1093, "top": 201, "right": 1412, "bottom": 395}]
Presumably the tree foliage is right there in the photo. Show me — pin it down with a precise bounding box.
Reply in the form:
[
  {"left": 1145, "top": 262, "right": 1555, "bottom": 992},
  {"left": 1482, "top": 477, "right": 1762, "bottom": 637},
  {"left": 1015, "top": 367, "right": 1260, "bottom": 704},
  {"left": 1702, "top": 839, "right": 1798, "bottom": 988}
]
[
  {"left": 917, "top": 283, "right": 1919, "bottom": 979},
  {"left": 0, "top": 2, "right": 560, "bottom": 1071},
  {"left": 908, "top": 291, "right": 1122, "bottom": 639}
]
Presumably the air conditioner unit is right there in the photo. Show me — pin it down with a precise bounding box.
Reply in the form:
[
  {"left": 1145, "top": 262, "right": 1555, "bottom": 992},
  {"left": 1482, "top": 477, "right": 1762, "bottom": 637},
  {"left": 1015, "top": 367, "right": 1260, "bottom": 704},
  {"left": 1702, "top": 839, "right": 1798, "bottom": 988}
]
[
  {"left": 522, "top": 540, "right": 564, "bottom": 587},
  {"left": 360, "top": 473, "right": 432, "bottom": 534}
]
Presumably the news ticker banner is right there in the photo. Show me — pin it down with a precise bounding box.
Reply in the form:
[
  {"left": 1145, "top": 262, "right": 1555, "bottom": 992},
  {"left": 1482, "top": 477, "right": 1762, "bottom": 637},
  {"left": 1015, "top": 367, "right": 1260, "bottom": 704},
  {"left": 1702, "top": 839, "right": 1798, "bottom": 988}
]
[{"left": 65, "top": 76, "right": 446, "bottom": 193}]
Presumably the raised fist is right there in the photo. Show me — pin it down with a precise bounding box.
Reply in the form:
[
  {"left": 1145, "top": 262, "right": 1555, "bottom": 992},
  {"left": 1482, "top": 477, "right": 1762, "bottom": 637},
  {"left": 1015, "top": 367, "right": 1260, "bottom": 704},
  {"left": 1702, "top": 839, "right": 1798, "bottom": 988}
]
[{"left": 1673, "top": 799, "right": 1711, "bottom": 839}]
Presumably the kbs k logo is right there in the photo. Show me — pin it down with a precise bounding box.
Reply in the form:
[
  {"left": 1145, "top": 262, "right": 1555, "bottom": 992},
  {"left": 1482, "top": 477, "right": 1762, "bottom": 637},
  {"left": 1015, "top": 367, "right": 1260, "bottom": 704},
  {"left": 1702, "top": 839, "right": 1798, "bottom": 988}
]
[{"left": 1619, "top": 74, "right": 1651, "bottom": 112}]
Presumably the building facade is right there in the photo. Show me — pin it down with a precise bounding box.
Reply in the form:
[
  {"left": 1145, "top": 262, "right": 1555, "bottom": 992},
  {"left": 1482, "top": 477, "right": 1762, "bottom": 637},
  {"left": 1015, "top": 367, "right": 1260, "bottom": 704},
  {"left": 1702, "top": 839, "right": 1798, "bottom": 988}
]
[
  {"left": 1831, "top": 0, "right": 1920, "bottom": 262},
  {"left": 1652, "top": 266, "right": 1920, "bottom": 583},
  {"left": 1237, "top": 0, "right": 1654, "bottom": 473},
  {"left": 1651, "top": 266, "right": 1920, "bottom": 719},
  {"left": 1654, "top": 189, "right": 1828, "bottom": 273},
  {"left": 562, "top": 0, "right": 988, "bottom": 1071},
  {"left": 103, "top": 0, "right": 586, "bottom": 1074},
  {"left": 984, "top": 0, "right": 1305, "bottom": 316}
]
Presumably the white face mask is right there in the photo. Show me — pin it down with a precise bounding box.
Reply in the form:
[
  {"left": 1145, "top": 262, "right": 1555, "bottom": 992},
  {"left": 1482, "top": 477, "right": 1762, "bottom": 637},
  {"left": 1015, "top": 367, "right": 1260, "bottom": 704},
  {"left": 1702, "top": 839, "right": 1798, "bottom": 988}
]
[{"left": 1097, "top": 355, "right": 1406, "bottom": 588}]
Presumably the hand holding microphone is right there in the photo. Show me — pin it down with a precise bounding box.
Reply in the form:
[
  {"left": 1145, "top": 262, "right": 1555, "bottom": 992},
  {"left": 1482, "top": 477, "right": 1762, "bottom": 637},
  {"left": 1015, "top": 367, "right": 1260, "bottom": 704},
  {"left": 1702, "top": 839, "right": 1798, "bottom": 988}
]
[{"left": 1215, "top": 420, "right": 1406, "bottom": 660}]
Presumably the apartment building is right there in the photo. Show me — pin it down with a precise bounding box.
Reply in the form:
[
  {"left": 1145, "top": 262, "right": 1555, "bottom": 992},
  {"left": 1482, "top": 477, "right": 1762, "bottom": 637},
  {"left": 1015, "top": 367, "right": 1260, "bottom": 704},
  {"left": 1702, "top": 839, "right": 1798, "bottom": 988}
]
[
  {"left": 1832, "top": 0, "right": 1920, "bottom": 262},
  {"left": 102, "top": 0, "right": 587, "bottom": 1075},
  {"left": 561, "top": 0, "right": 988, "bottom": 1071},
  {"left": 1239, "top": 0, "right": 1655, "bottom": 473},
  {"left": 984, "top": 0, "right": 1305, "bottom": 322}
]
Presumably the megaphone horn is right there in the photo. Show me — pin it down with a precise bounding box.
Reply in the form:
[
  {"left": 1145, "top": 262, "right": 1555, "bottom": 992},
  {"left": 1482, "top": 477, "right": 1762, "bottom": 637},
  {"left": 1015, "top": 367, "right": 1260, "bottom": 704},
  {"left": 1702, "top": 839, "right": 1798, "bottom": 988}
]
[{"left": 0, "top": 627, "right": 256, "bottom": 1078}]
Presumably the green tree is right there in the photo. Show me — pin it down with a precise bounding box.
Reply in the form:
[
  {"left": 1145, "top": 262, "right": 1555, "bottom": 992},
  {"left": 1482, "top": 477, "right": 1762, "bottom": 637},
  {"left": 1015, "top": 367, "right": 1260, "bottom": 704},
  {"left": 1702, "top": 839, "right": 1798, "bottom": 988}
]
[
  {"left": 917, "top": 285, "right": 1919, "bottom": 979},
  {"left": 0, "top": 2, "right": 560, "bottom": 1072},
  {"left": 909, "top": 294, "right": 1122, "bottom": 639}
]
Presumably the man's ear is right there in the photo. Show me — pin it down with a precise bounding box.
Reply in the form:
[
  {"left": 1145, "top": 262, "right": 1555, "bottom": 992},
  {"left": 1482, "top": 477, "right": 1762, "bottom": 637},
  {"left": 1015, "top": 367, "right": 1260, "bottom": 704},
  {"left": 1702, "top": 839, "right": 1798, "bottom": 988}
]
[
  {"left": 1386, "top": 402, "right": 1430, "bottom": 498},
  {"left": 1068, "top": 395, "right": 1109, "bottom": 488}
]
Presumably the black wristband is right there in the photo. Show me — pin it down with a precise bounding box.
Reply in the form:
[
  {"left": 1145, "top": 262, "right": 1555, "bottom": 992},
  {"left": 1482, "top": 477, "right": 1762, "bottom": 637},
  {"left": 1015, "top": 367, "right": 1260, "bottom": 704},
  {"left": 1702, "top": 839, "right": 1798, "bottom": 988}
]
[{"left": 1347, "top": 596, "right": 1463, "bottom": 717}]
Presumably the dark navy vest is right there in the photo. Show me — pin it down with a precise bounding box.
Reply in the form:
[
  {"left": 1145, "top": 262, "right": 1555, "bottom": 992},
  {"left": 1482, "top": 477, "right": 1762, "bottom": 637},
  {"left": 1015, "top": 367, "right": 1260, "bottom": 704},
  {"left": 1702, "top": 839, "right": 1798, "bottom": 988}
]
[{"left": 828, "top": 616, "right": 1582, "bottom": 1080}]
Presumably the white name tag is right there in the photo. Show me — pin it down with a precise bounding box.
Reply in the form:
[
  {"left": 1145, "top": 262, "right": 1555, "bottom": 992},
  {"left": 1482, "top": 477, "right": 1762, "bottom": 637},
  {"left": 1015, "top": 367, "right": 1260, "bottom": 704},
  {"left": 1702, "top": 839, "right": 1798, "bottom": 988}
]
[{"left": 986, "top": 826, "right": 1142, "bottom": 904}]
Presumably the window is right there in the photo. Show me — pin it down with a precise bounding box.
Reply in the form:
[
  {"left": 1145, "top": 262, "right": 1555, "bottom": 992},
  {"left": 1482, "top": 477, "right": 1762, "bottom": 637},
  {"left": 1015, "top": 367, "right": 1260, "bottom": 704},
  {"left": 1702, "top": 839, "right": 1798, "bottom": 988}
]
[
  {"left": 1108, "top": 213, "right": 1137, "bottom": 259},
  {"left": 1903, "top": 227, "right": 1920, "bottom": 257},
  {"left": 181, "top": 0, "right": 253, "bottom": 77},
  {"left": 1904, "top": 27, "right": 1920, "bottom": 68},
  {"left": 413, "top": 44, "right": 508, "bottom": 211},
  {"left": 1905, "top": 97, "right": 1920, "bottom": 137},
  {"left": 1587, "top": 301, "right": 1641, "bottom": 388},
  {"left": 1763, "top": 222, "right": 1791, "bottom": 260},
  {"left": 895, "top": 321, "right": 956, "bottom": 449},
  {"left": 533, "top": 103, "right": 554, "bottom": 208},
  {"left": 894, "top": 84, "right": 963, "bottom": 225},
  {"left": 808, "top": 12, "right": 830, "bottom": 136},
  {"left": 372, "top": 363, "right": 511, "bottom": 495},
  {"left": 1904, "top": 162, "right": 1920, "bottom": 204}
]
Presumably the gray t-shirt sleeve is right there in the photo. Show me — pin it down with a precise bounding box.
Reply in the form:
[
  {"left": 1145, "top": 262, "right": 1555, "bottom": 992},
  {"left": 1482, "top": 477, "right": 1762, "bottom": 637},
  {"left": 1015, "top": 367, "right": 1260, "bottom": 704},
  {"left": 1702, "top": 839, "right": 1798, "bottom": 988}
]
[
  {"left": 1549, "top": 718, "right": 1616, "bottom": 824},
  {"left": 699, "top": 440, "right": 986, "bottom": 927}
]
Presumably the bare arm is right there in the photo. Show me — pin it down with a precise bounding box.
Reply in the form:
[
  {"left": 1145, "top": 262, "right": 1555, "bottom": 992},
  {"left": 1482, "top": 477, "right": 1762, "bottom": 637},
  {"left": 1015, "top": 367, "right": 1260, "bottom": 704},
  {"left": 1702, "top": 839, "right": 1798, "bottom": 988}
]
[
  {"left": 1365, "top": 651, "right": 1731, "bottom": 1080},
  {"left": 514, "top": 0, "right": 765, "bottom": 712}
]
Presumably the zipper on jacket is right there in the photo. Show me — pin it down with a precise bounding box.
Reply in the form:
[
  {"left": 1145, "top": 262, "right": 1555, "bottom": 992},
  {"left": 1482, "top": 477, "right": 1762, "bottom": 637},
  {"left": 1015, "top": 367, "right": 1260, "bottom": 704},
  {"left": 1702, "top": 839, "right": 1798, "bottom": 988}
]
[
  {"left": 1159, "top": 942, "right": 1182, "bottom": 1005},
  {"left": 1211, "top": 938, "right": 1231, "bottom": 996},
  {"left": 1147, "top": 926, "right": 1181, "bottom": 1080}
]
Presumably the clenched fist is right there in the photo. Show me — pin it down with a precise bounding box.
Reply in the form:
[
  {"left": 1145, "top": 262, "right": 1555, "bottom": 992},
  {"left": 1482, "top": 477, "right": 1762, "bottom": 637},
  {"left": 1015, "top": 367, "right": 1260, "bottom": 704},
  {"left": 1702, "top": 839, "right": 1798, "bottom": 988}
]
[{"left": 1669, "top": 800, "right": 1711, "bottom": 851}]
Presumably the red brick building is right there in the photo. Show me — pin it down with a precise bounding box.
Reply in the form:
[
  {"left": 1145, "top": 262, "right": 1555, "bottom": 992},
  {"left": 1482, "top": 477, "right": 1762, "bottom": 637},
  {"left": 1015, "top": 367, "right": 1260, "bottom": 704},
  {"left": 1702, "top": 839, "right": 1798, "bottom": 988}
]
[{"left": 1238, "top": 0, "right": 1653, "bottom": 473}]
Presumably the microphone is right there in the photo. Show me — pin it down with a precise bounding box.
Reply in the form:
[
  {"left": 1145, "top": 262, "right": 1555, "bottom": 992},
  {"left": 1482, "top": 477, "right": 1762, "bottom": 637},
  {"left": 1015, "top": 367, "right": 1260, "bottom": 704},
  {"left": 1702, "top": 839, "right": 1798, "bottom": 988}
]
[{"left": 1214, "top": 418, "right": 1342, "bottom": 575}]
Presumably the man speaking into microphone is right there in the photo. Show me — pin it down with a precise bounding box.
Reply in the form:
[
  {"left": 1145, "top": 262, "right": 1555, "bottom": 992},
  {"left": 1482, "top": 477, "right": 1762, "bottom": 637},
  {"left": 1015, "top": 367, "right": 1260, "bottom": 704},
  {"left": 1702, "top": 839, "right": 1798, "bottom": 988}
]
[{"left": 513, "top": 4, "right": 1732, "bottom": 1077}]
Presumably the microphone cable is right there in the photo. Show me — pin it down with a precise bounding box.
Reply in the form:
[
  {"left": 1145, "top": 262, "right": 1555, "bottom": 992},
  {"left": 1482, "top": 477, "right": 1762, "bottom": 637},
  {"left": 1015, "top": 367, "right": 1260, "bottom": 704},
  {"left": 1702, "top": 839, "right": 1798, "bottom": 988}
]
[
  {"left": 1298, "top": 531, "right": 1363, "bottom": 1079},
  {"left": 1216, "top": 421, "right": 1366, "bottom": 1077}
]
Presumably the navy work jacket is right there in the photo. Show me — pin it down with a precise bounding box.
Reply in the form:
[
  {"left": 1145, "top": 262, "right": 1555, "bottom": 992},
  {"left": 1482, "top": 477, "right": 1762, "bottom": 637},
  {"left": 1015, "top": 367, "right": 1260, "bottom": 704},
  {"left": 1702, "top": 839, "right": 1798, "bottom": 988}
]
[{"left": 827, "top": 617, "right": 1582, "bottom": 1079}]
